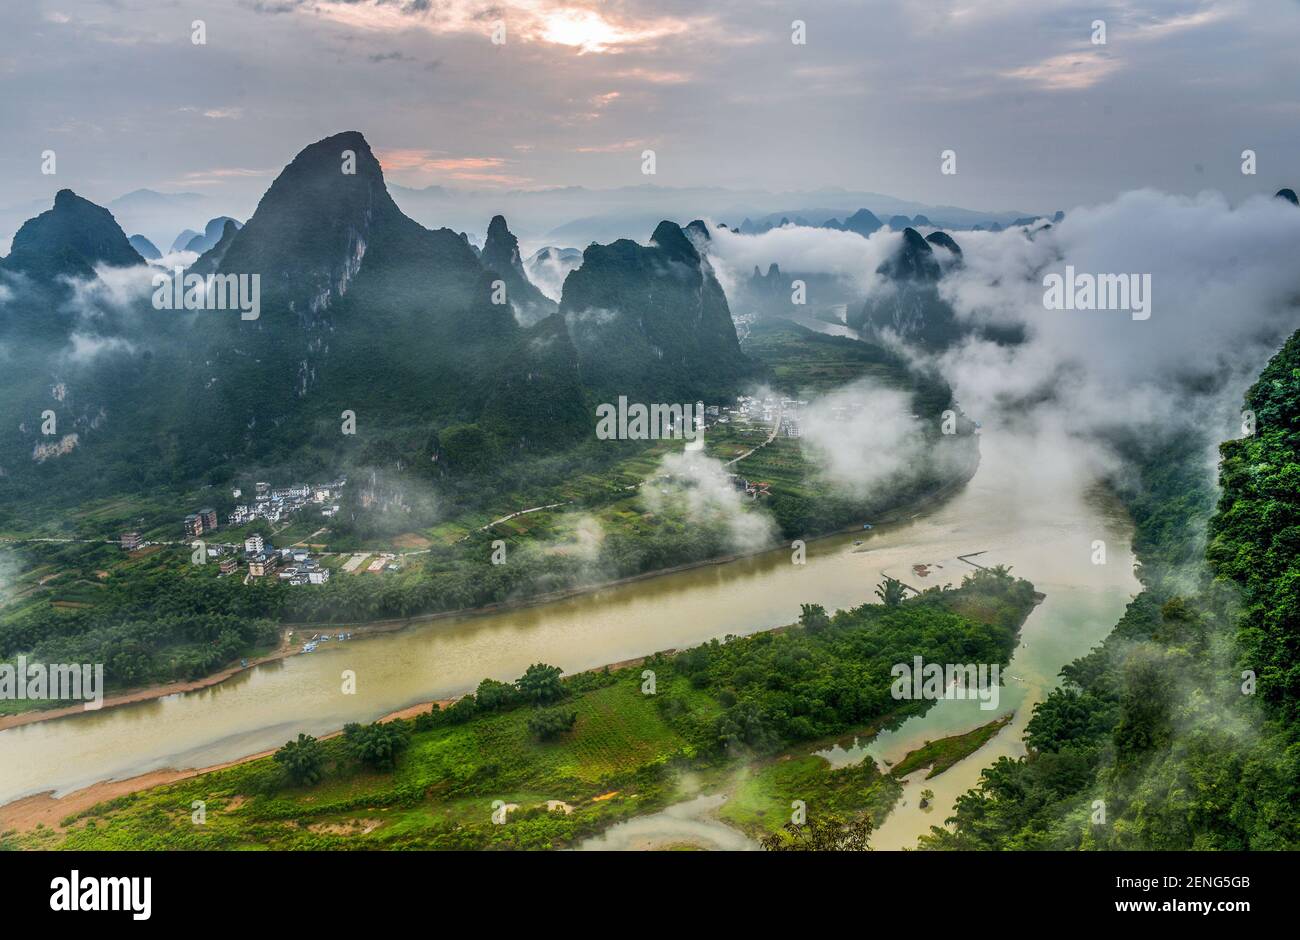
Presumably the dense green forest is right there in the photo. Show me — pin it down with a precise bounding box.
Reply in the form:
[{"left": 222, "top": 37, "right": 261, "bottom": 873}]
[{"left": 922, "top": 329, "right": 1300, "bottom": 850}]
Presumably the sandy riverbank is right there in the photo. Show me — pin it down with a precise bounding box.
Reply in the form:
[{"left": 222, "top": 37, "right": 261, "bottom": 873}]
[
  {"left": 0, "top": 696, "right": 459, "bottom": 834},
  {"left": 0, "top": 640, "right": 692, "bottom": 834},
  {"left": 0, "top": 637, "right": 298, "bottom": 733}
]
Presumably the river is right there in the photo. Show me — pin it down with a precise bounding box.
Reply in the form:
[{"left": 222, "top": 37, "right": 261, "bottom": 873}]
[{"left": 0, "top": 424, "right": 1136, "bottom": 850}]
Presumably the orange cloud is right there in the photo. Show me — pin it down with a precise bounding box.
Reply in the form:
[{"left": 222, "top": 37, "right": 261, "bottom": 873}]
[
  {"left": 446, "top": 171, "right": 533, "bottom": 187},
  {"left": 376, "top": 150, "right": 506, "bottom": 172},
  {"left": 614, "top": 66, "right": 692, "bottom": 84},
  {"left": 311, "top": 0, "right": 701, "bottom": 55},
  {"left": 573, "top": 138, "right": 651, "bottom": 153},
  {"left": 1002, "top": 51, "right": 1121, "bottom": 91},
  {"left": 375, "top": 150, "right": 528, "bottom": 187},
  {"left": 168, "top": 167, "right": 269, "bottom": 187}
]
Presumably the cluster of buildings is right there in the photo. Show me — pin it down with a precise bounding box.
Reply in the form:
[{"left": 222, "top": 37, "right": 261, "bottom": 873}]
[
  {"left": 119, "top": 477, "right": 347, "bottom": 583},
  {"left": 240, "top": 533, "right": 330, "bottom": 585},
  {"left": 728, "top": 473, "right": 773, "bottom": 500},
  {"left": 227, "top": 479, "right": 345, "bottom": 527},
  {"left": 781, "top": 405, "right": 803, "bottom": 438},
  {"left": 169, "top": 479, "right": 344, "bottom": 542},
  {"left": 733, "top": 312, "right": 758, "bottom": 341},
  {"left": 716, "top": 394, "right": 808, "bottom": 438},
  {"left": 182, "top": 508, "right": 220, "bottom": 539}
]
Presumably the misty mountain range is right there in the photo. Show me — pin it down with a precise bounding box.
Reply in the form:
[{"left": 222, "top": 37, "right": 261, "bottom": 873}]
[
  {"left": 0, "top": 131, "right": 808, "bottom": 503},
  {"left": 0, "top": 174, "right": 1049, "bottom": 261},
  {"left": 18, "top": 127, "right": 1241, "bottom": 509}
]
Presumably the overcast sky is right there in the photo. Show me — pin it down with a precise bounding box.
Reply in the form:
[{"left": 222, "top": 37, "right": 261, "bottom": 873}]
[{"left": 2, "top": 0, "right": 1299, "bottom": 227}]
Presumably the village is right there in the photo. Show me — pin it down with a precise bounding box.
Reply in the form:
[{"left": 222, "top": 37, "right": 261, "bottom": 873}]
[
  {"left": 714, "top": 392, "right": 808, "bottom": 439},
  {"left": 113, "top": 393, "right": 824, "bottom": 584},
  {"left": 110, "top": 394, "right": 844, "bottom": 584},
  {"left": 117, "top": 477, "right": 362, "bottom": 585}
]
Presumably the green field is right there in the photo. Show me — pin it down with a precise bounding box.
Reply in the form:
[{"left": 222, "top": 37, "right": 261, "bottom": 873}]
[{"left": 719, "top": 755, "right": 901, "bottom": 837}]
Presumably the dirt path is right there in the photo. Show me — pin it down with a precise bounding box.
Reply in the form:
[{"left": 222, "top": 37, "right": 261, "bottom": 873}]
[
  {"left": 0, "top": 754, "right": 277, "bottom": 834},
  {"left": 456, "top": 500, "right": 572, "bottom": 543},
  {"left": 725, "top": 402, "right": 783, "bottom": 467}
]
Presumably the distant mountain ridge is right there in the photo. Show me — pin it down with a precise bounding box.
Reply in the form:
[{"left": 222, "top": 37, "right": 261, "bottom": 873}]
[
  {"left": 387, "top": 181, "right": 1041, "bottom": 247},
  {"left": 524, "top": 246, "right": 582, "bottom": 301},
  {"left": 128, "top": 234, "right": 162, "bottom": 260},
  {"left": 1, "top": 189, "right": 142, "bottom": 282},
  {"left": 183, "top": 217, "right": 243, "bottom": 254}
]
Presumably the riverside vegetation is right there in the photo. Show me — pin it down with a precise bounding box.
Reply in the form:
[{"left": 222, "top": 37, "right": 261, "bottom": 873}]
[{"left": 8, "top": 567, "right": 1035, "bottom": 850}]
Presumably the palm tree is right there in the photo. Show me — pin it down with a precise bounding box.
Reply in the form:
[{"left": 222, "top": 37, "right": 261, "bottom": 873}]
[
  {"left": 875, "top": 576, "right": 906, "bottom": 607},
  {"left": 274, "top": 733, "right": 324, "bottom": 786}
]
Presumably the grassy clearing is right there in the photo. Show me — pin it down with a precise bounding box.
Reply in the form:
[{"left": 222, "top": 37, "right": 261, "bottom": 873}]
[{"left": 32, "top": 674, "right": 701, "bottom": 851}]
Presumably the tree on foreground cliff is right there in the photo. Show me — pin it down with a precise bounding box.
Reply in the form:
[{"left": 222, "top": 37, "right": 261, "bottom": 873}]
[
  {"left": 799, "top": 603, "right": 831, "bottom": 632},
  {"left": 342, "top": 720, "right": 410, "bottom": 772},
  {"left": 528, "top": 707, "right": 578, "bottom": 741},
  {"left": 761, "top": 813, "right": 874, "bottom": 851}
]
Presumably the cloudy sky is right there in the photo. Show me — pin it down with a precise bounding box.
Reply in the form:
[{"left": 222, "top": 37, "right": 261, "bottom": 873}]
[{"left": 2, "top": 0, "right": 1299, "bottom": 229}]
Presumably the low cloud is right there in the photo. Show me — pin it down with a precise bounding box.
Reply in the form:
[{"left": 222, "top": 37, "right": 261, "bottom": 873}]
[
  {"left": 702, "top": 223, "right": 901, "bottom": 302},
  {"left": 65, "top": 332, "right": 135, "bottom": 363},
  {"left": 798, "top": 380, "right": 931, "bottom": 499},
  {"left": 642, "top": 450, "right": 777, "bottom": 554},
  {"left": 932, "top": 189, "right": 1300, "bottom": 443},
  {"left": 526, "top": 250, "right": 582, "bottom": 301},
  {"left": 56, "top": 262, "right": 155, "bottom": 343}
]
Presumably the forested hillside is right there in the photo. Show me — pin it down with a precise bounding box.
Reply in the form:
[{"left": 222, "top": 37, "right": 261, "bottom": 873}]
[{"left": 924, "top": 329, "right": 1300, "bottom": 850}]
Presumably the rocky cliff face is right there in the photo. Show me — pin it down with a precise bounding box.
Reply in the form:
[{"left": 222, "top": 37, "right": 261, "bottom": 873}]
[
  {"left": 559, "top": 220, "right": 753, "bottom": 400},
  {"left": 479, "top": 214, "right": 557, "bottom": 326},
  {"left": 849, "top": 227, "right": 960, "bottom": 349}
]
